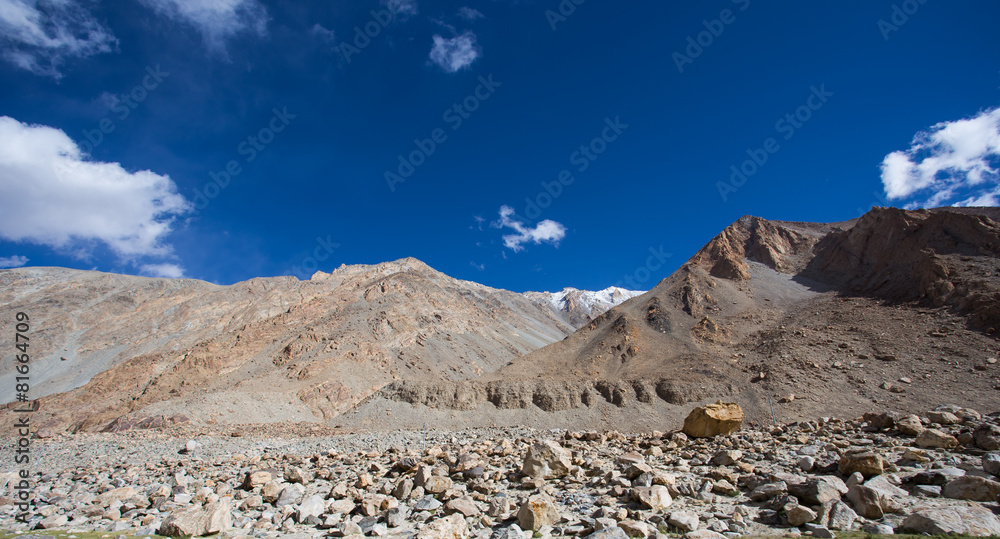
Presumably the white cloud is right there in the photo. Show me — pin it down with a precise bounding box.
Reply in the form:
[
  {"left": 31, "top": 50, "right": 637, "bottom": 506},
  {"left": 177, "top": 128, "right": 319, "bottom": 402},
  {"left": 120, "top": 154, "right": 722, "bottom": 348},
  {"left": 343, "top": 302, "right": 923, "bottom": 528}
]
[
  {"left": 140, "top": 262, "right": 185, "bottom": 278},
  {"left": 310, "top": 23, "right": 334, "bottom": 42},
  {"left": 0, "top": 116, "right": 192, "bottom": 264},
  {"left": 0, "top": 0, "right": 117, "bottom": 78},
  {"left": 429, "top": 31, "right": 479, "bottom": 73},
  {"left": 0, "top": 255, "right": 28, "bottom": 268},
  {"left": 881, "top": 107, "right": 1000, "bottom": 208},
  {"left": 138, "top": 0, "right": 267, "bottom": 50},
  {"left": 382, "top": 0, "right": 417, "bottom": 17},
  {"left": 470, "top": 261, "right": 484, "bottom": 271},
  {"left": 492, "top": 205, "right": 566, "bottom": 252},
  {"left": 457, "top": 7, "right": 483, "bottom": 21}
]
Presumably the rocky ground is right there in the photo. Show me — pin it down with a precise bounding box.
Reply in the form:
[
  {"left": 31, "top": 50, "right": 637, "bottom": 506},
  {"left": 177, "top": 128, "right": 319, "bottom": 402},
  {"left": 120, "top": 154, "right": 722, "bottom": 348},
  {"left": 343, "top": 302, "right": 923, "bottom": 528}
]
[{"left": 4, "top": 403, "right": 1000, "bottom": 538}]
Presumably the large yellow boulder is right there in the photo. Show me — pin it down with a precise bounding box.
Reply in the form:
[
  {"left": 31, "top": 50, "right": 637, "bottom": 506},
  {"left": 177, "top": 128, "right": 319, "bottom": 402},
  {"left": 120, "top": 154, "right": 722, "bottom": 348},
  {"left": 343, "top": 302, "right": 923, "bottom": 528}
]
[{"left": 682, "top": 401, "right": 743, "bottom": 438}]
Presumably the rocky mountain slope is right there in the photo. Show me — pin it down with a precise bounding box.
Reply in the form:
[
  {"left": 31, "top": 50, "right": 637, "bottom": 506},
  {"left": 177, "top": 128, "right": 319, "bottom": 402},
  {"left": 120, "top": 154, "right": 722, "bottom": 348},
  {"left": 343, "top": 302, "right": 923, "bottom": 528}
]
[
  {"left": 0, "top": 259, "right": 588, "bottom": 432},
  {"left": 523, "top": 287, "right": 645, "bottom": 328},
  {"left": 353, "top": 207, "right": 1000, "bottom": 432}
]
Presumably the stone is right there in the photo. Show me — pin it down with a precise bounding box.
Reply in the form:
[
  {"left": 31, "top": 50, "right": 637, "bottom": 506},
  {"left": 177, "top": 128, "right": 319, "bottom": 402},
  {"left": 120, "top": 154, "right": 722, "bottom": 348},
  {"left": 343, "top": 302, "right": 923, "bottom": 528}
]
[
  {"left": 682, "top": 402, "right": 743, "bottom": 438},
  {"left": 709, "top": 450, "right": 742, "bottom": 466},
  {"left": 915, "top": 428, "right": 959, "bottom": 448},
  {"left": 521, "top": 441, "right": 572, "bottom": 479},
  {"left": 827, "top": 501, "right": 858, "bottom": 531},
  {"left": 786, "top": 505, "right": 818, "bottom": 527},
  {"left": 285, "top": 466, "right": 312, "bottom": 484},
  {"left": 797, "top": 456, "right": 815, "bottom": 472},
  {"left": 788, "top": 476, "right": 847, "bottom": 505},
  {"left": 517, "top": 493, "right": 559, "bottom": 531},
  {"left": 618, "top": 520, "right": 651, "bottom": 538},
  {"left": 297, "top": 494, "right": 325, "bottom": 522},
  {"left": 668, "top": 511, "right": 699, "bottom": 532},
  {"left": 445, "top": 496, "right": 480, "bottom": 517},
  {"left": 585, "top": 527, "right": 630, "bottom": 539},
  {"left": 805, "top": 525, "right": 834, "bottom": 539},
  {"left": 38, "top": 514, "right": 68, "bottom": 529},
  {"left": 974, "top": 423, "right": 1000, "bottom": 450},
  {"left": 275, "top": 483, "right": 305, "bottom": 507},
  {"left": 862, "top": 523, "right": 895, "bottom": 535},
  {"left": 261, "top": 480, "right": 283, "bottom": 503},
  {"left": 185, "top": 440, "right": 198, "bottom": 453},
  {"left": 846, "top": 484, "right": 899, "bottom": 519},
  {"left": 159, "top": 499, "right": 232, "bottom": 537},
  {"left": 423, "top": 476, "right": 453, "bottom": 494},
  {"left": 631, "top": 485, "right": 672, "bottom": 511},
  {"left": 387, "top": 506, "right": 408, "bottom": 528},
  {"left": 416, "top": 513, "right": 469, "bottom": 539},
  {"left": 414, "top": 496, "right": 443, "bottom": 511},
  {"left": 242, "top": 471, "right": 271, "bottom": 490},
  {"left": 94, "top": 486, "right": 137, "bottom": 507},
  {"left": 927, "top": 411, "right": 960, "bottom": 425},
  {"left": 863, "top": 411, "right": 898, "bottom": 430},
  {"left": 895, "top": 415, "right": 924, "bottom": 435},
  {"left": 492, "top": 524, "right": 525, "bottom": 539},
  {"left": 394, "top": 477, "right": 414, "bottom": 500},
  {"left": 838, "top": 452, "right": 883, "bottom": 477},
  {"left": 749, "top": 481, "right": 787, "bottom": 501},
  {"left": 942, "top": 475, "right": 1000, "bottom": 501},
  {"left": 901, "top": 505, "right": 1000, "bottom": 535},
  {"left": 984, "top": 452, "right": 1000, "bottom": 477},
  {"left": 683, "top": 530, "right": 727, "bottom": 539}
]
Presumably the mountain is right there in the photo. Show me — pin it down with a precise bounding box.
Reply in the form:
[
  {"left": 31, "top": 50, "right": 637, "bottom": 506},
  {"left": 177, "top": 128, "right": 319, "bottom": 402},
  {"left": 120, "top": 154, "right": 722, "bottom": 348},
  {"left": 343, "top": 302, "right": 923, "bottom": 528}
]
[
  {"left": 0, "top": 258, "right": 583, "bottom": 432},
  {"left": 523, "top": 287, "right": 645, "bottom": 327},
  {"left": 351, "top": 207, "right": 1000, "bottom": 432},
  {"left": 4, "top": 206, "right": 999, "bottom": 435}
]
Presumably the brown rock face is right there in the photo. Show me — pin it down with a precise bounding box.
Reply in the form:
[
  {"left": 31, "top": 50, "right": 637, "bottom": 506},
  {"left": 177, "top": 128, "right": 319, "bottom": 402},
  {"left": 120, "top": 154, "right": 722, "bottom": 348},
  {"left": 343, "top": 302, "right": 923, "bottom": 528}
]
[{"left": 682, "top": 402, "right": 743, "bottom": 438}]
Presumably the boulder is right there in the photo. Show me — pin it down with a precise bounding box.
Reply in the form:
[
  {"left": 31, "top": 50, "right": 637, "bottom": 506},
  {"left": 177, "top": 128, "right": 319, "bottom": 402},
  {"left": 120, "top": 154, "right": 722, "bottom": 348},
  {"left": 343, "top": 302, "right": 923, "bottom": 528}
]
[
  {"left": 242, "top": 470, "right": 271, "bottom": 490},
  {"left": 585, "top": 527, "right": 630, "bottom": 539},
  {"left": 297, "top": 494, "right": 325, "bottom": 522},
  {"left": 838, "top": 451, "right": 883, "bottom": 477},
  {"left": 846, "top": 484, "right": 901, "bottom": 519},
  {"left": 827, "top": 501, "right": 858, "bottom": 531},
  {"left": 631, "top": 485, "right": 672, "bottom": 511},
  {"left": 896, "top": 414, "right": 924, "bottom": 435},
  {"left": 974, "top": 423, "right": 1000, "bottom": 450},
  {"left": 902, "top": 505, "right": 1000, "bottom": 535},
  {"left": 521, "top": 440, "right": 572, "bottom": 479},
  {"left": 787, "top": 505, "right": 818, "bottom": 527},
  {"left": 789, "top": 476, "right": 847, "bottom": 505},
  {"left": 942, "top": 475, "right": 1000, "bottom": 501},
  {"left": 423, "top": 476, "right": 453, "bottom": 494},
  {"left": 445, "top": 496, "right": 480, "bottom": 517},
  {"left": 517, "top": 493, "right": 559, "bottom": 531},
  {"left": 668, "top": 511, "right": 699, "bottom": 532},
  {"left": 984, "top": 452, "right": 1000, "bottom": 477},
  {"left": 416, "top": 513, "right": 469, "bottom": 539},
  {"left": 682, "top": 402, "right": 743, "bottom": 438},
  {"left": 491, "top": 524, "right": 525, "bottom": 539},
  {"left": 159, "top": 499, "right": 232, "bottom": 537},
  {"left": 915, "top": 428, "right": 959, "bottom": 448}
]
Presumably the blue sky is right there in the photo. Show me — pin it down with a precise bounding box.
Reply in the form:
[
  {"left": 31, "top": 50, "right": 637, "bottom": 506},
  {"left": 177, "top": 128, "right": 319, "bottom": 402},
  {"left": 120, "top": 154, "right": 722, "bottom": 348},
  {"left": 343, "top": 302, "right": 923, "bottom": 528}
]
[{"left": 1, "top": 0, "right": 999, "bottom": 293}]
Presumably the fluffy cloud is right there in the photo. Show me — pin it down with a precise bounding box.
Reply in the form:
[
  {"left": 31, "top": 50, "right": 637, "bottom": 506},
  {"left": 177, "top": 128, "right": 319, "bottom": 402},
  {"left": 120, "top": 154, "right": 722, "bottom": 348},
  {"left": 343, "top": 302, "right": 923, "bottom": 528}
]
[
  {"left": 0, "top": 255, "right": 28, "bottom": 268},
  {"left": 382, "top": 0, "right": 417, "bottom": 17},
  {"left": 457, "top": 7, "right": 483, "bottom": 21},
  {"left": 881, "top": 107, "right": 1000, "bottom": 208},
  {"left": 492, "top": 205, "right": 566, "bottom": 252},
  {"left": 140, "top": 262, "right": 185, "bottom": 278},
  {"left": 138, "top": 0, "right": 267, "bottom": 49},
  {"left": 429, "top": 31, "right": 479, "bottom": 73},
  {"left": 0, "top": 116, "right": 192, "bottom": 265},
  {"left": 0, "top": 0, "right": 117, "bottom": 78}
]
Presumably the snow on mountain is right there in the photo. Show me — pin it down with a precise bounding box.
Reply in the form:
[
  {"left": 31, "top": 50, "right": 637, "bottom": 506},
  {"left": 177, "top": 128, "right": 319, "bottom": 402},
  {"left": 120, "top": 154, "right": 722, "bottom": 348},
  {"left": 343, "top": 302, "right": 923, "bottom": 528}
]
[{"left": 523, "top": 286, "right": 646, "bottom": 327}]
